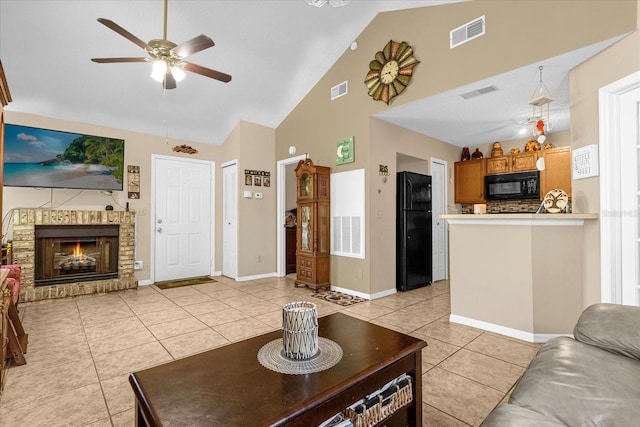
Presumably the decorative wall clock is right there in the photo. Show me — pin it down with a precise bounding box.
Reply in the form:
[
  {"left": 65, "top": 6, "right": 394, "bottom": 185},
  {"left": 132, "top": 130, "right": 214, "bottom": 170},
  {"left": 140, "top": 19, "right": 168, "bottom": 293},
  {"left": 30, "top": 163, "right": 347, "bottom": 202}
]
[{"left": 364, "top": 40, "right": 419, "bottom": 104}]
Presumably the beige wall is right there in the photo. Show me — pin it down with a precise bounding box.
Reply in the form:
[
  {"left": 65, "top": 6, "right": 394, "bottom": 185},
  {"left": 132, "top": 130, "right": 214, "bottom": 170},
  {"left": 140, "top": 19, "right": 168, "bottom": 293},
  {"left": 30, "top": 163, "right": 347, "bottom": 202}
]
[
  {"left": 370, "top": 119, "right": 460, "bottom": 294},
  {"left": 570, "top": 30, "right": 640, "bottom": 307},
  {"left": 276, "top": 0, "right": 636, "bottom": 295},
  {"left": 235, "top": 121, "right": 277, "bottom": 278},
  {"left": 449, "top": 222, "right": 586, "bottom": 336},
  {"left": 3, "top": 113, "right": 276, "bottom": 283}
]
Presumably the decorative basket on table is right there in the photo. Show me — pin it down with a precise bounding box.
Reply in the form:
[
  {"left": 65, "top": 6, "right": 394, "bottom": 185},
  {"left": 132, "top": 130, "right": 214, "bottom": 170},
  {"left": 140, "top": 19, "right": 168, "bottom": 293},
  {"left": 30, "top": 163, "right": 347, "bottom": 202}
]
[
  {"left": 344, "top": 375, "right": 413, "bottom": 427},
  {"left": 282, "top": 301, "right": 318, "bottom": 360}
]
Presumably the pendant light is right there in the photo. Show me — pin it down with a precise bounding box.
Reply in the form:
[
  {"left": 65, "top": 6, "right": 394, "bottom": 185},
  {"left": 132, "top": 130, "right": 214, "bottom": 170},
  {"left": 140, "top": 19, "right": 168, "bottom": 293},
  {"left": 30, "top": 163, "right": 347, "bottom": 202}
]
[{"left": 529, "top": 65, "right": 554, "bottom": 144}]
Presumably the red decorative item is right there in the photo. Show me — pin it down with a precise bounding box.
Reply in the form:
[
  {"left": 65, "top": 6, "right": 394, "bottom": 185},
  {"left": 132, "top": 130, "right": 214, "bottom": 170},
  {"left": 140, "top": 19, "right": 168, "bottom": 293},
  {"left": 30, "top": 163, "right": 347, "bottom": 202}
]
[{"left": 536, "top": 119, "right": 545, "bottom": 135}]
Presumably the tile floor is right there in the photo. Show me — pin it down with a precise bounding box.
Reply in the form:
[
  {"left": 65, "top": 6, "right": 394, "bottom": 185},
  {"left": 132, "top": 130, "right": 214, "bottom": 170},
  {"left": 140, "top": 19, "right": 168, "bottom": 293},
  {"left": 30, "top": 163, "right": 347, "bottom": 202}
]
[{"left": 0, "top": 276, "right": 540, "bottom": 426}]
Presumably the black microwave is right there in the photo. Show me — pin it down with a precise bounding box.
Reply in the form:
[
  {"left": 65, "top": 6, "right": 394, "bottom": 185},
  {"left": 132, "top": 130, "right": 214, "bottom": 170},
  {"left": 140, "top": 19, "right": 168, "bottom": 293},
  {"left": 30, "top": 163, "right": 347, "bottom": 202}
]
[{"left": 485, "top": 171, "right": 540, "bottom": 200}]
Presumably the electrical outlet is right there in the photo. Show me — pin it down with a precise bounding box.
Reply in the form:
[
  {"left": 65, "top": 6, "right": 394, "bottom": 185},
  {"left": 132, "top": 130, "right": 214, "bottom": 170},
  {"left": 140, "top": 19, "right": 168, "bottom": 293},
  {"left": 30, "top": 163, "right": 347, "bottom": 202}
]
[{"left": 134, "top": 260, "right": 143, "bottom": 270}]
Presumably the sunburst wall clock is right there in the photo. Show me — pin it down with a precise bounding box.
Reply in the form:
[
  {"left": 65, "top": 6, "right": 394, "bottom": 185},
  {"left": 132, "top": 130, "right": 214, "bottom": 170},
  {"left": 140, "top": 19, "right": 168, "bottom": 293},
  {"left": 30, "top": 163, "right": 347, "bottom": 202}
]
[{"left": 364, "top": 40, "right": 419, "bottom": 105}]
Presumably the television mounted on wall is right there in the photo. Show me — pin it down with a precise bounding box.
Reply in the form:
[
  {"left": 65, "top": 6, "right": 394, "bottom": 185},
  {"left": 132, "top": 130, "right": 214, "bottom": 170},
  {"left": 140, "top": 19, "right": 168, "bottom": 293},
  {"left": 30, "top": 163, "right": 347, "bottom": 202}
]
[{"left": 3, "top": 124, "right": 125, "bottom": 191}]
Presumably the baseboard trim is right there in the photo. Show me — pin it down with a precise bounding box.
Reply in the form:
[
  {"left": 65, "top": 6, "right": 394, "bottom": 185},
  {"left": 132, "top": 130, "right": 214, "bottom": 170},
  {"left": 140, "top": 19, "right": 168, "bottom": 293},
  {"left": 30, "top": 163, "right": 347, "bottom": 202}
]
[
  {"left": 330, "top": 285, "right": 372, "bottom": 300},
  {"left": 138, "top": 279, "right": 153, "bottom": 286},
  {"left": 369, "top": 288, "right": 397, "bottom": 300},
  {"left": 235, "top": 272, "right": 278, "bottom": 282},
  {"left": 449, "top": 314, "right": 571, "bottom": 343}
]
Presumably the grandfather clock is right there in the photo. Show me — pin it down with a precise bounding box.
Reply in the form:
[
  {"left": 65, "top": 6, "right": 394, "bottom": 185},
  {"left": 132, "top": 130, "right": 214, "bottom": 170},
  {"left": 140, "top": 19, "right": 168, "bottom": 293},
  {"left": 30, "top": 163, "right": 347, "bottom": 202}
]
[{"left": 295, "top": 158, "right": 330, "bottom": 291}]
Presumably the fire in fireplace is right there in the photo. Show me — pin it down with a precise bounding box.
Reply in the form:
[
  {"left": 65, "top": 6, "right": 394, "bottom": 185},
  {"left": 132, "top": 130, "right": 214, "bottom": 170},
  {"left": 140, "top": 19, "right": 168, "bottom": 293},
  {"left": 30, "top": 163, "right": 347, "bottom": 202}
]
[{"left": 35, "top": 225, "right": 119, "bottom": 286}]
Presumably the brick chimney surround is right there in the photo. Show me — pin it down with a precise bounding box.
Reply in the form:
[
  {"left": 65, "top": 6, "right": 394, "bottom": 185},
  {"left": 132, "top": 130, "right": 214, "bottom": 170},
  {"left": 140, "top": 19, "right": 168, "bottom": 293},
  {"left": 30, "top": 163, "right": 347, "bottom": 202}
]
[{"left": 11, "top": 209, "right": 138, "bottom": 302}]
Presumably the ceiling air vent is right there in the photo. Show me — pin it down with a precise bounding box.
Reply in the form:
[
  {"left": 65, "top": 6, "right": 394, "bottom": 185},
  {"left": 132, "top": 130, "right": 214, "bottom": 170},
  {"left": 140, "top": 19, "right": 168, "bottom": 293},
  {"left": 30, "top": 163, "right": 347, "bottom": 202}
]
[
  {"left": 459, "top": 85, "right": 498, "bottom": 100},
  {"left": 450, "top": 15, "right": 485, "bottom": 49},
  {"left": 331, "top": 81, "right": 348, "bottom": 100}
]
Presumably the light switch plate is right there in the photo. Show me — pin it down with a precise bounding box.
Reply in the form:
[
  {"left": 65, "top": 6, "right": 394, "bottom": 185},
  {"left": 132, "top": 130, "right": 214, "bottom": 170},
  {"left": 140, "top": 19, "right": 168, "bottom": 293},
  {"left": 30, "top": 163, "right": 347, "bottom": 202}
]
[
  {"left": 243, "top": 191, "right": 252, "bottom": 198},
  {"left": 255, "top": 192, "right": 263, "bottom": 199}
]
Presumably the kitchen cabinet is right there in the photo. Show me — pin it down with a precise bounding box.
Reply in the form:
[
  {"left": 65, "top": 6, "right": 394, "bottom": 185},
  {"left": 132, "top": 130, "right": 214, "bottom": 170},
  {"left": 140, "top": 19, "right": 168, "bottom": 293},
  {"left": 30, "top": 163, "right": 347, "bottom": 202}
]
[
  {"left": 511, "top": 152, "right": 539, "bottom": 171},
  {"left": 486, "top": 152, "right": 538, "bottom": 174},
  {"left": 541, "top": 146, "right": 572, "bottom": 199},
  {"left": 454, "top": 159, "right": 485, "bottom": 204}
]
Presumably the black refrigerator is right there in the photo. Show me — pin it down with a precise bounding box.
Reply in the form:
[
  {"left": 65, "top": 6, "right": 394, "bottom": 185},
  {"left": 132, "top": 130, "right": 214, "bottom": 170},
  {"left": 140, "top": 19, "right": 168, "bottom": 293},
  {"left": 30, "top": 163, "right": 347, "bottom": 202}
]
[{"left": 396, "top": 171, "right": 432, "bottom": 291}]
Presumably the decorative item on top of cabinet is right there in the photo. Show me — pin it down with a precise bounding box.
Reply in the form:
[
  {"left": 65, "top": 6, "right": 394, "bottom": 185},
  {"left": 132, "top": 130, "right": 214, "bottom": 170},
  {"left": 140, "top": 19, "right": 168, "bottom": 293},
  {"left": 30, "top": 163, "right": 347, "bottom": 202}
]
[
  {"left": 295, "top": 158, "right": 331, "bottom": 292},
  {"left": 525, "top": 140, "right": 541, "bottom": 152},
  {"left": 461, "top": 147, "right": 471, "bottom": 161},
  {"left": 471, "top": 148, "right": 484, "bottom": 159},
  {"left": 454, "top": 158, "right": 485, "bottom": 204},
  {"left": 491, "top": 142, "right": 503, "bottom": 157}
]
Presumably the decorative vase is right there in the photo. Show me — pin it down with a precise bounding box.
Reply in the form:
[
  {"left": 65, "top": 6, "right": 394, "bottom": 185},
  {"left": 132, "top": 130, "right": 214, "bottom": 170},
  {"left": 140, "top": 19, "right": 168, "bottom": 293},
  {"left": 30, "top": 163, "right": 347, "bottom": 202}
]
[{"left": 282, "top": 301, "right": 319, "bottom": 360}]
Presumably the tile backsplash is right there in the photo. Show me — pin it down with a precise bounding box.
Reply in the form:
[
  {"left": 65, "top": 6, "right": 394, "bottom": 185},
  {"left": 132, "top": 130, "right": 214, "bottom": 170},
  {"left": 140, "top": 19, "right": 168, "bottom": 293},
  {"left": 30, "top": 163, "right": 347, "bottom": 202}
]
[{"left": 461, "top": 199, "right": 546, "bottom": 214}]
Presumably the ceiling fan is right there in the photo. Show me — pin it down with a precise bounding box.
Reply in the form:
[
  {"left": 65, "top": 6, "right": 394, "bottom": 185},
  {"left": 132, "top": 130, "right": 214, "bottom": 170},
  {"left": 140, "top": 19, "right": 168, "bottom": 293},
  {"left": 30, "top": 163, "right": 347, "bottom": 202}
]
[{"left": 91, "top": 0, "right": 231, "bottom": 89}]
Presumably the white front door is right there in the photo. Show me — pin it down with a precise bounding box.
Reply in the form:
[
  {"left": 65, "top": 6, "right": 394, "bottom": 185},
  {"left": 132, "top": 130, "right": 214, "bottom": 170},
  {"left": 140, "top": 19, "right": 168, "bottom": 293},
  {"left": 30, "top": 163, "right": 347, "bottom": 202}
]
[
  {"left": 154, "top": 156, "right": 213, "bottom": 282},
  {"left": 430, "top": 158, "right": 448, "bottom": 281},
  {"left": 222, "top": 162, "right": 238, "bottom": 279}
]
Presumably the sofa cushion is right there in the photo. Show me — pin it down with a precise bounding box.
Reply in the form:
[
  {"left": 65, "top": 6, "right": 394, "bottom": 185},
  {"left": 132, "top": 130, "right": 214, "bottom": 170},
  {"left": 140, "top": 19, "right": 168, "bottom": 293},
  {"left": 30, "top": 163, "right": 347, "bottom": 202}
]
[
  {"left": 573, "top": 303, "right": 640, "bottom": 360},
  {"left": 509, "top": 336, "right": 640, "bottom": 426},
  {"left": 482, "top": 404, "right": 566, "bottom": 426}
]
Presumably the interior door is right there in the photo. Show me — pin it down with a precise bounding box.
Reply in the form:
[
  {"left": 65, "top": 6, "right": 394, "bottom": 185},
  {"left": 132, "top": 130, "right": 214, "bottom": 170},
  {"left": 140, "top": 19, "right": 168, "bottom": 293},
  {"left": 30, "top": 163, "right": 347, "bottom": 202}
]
[
  {"left": 154, "top": 156, "right": 213, "bottom": 282},
  {"left": 431, "top": 158, "right": 448, "bottom": 281},
  {"left": 222, "top": 162, "right": 238, "bottom": 279}
]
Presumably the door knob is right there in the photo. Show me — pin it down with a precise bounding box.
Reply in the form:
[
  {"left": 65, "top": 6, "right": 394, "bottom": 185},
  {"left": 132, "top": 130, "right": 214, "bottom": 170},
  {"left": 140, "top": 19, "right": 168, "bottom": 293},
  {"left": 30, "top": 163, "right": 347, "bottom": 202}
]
[{"left": 157, "top": 227, "right": 163, "bottom": 233}]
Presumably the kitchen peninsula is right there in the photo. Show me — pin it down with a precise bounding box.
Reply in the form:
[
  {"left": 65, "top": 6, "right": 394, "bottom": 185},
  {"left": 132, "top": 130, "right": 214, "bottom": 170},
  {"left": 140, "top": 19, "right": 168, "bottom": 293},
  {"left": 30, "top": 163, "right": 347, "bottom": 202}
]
[{"left": 442, "top": 213, "right": 597, "bottom": 343}]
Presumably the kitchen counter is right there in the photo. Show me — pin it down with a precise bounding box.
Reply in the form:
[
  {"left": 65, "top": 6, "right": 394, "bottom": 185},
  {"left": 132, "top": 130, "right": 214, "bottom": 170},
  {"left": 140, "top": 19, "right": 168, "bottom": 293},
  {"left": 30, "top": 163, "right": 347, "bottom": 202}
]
[
  {"left": 442, "top": 213, "right": 597, "bottom": 226},
  {"left": 441, "top": 213, "right": 598, "bottom": 342}
]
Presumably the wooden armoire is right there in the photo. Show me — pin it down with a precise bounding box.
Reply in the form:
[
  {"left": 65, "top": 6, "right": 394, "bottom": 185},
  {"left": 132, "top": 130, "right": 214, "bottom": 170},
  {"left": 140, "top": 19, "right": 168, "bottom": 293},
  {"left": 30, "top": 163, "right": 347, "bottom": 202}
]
[{"left": 294, "top": 159, "right": 330, "bottom": 292}]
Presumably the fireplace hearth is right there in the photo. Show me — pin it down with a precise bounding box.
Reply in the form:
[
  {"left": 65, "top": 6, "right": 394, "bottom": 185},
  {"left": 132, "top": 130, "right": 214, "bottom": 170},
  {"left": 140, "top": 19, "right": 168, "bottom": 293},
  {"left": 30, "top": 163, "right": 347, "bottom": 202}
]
[{"left": 35, "top": 225, "right": 119, "bottom": 286}]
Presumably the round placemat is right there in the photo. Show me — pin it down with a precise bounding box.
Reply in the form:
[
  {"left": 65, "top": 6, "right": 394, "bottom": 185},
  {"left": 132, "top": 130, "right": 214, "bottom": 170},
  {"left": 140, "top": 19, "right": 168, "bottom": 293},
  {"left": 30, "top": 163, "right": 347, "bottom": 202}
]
[{"left": 257, "top": 337, "right": 343, "bottom": 375}]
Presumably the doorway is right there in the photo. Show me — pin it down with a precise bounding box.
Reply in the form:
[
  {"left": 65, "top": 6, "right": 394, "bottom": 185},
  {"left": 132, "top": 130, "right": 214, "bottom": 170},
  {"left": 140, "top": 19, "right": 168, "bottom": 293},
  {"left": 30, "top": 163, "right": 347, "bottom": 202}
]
[
  {"left": 276, "top": 154, "right": 307, "bottom": 276},
  {"left": 600, "top": 71, "right": 640, "bottom": 306},
  {"left": 222, "top": 161, "right": 238, "bottom": 279},
  {"left": 152, "top": 155, "right": 214, "bottom": 282}
]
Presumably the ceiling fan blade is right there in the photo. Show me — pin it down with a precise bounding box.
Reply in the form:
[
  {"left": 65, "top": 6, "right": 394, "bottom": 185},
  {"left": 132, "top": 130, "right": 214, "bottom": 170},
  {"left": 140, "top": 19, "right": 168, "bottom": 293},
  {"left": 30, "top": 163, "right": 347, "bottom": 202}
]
[
  {"left": 164, "top": 73, "right": 177, "bottom": 90},
  {"left": 172, "top": 35, "right": 215, "bottom": 58},
  {"left": 182, "top": 62, "right": 232, "bottom": 83},
  {"left": 97, "top": 18, "right": 151, "bottom": 51},
  {"left": 91, "top": 57, "right": 149, "bottom": 64}
]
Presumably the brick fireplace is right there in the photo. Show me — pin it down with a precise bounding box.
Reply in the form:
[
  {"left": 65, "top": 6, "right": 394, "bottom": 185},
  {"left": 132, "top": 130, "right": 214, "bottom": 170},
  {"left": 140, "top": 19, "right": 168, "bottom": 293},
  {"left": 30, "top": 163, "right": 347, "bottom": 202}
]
[{"left": 11, "top": 209, "right": 137, "bottom": 302}]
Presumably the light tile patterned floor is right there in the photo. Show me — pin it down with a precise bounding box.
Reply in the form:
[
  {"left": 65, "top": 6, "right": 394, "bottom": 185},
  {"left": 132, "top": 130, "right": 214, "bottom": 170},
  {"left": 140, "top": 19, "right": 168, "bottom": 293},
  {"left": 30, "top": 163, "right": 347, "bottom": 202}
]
[{"left": 0, "top": 277, "right": 540, "bottom": 426}]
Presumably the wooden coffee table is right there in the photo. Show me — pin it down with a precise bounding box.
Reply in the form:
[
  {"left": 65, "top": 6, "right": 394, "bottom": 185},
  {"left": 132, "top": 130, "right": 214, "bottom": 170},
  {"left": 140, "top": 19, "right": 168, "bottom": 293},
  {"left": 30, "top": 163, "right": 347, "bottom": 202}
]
[{"left": 129, "top": 312, "right": 427, "bottom": 426}]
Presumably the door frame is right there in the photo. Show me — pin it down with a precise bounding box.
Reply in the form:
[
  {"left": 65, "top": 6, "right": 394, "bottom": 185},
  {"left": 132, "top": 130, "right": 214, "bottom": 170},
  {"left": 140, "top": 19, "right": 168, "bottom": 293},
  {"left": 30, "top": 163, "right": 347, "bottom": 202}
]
[
  {"left": 599, "top": 71, "right": 640, "bottom": 304},
  {"left": 150, "top": 154, "right": 215, "bottom": 284},
  {"left": 221, "top": 159, "right": 239, "bottom": 280},
  {"left": 276, "top": 154, "right": 307, "bottom": 276},
  {"left": 430, "top": 157, "right": 449, "bottom": 280}
]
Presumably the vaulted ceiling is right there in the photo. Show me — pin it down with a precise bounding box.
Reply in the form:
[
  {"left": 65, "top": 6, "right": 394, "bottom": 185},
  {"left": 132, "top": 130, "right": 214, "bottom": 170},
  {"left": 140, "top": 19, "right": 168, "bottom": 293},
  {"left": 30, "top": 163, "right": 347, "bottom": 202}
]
[{"left": 0, "top": 1, "right": 623, "bottom": 147}]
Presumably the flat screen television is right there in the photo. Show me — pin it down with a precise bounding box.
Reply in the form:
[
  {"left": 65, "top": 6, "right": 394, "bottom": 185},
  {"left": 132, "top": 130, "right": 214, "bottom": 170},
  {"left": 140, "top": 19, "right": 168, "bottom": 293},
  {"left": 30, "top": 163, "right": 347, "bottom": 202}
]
[{"left": 3, "top": 124, "right": 125, "bottom": 191}]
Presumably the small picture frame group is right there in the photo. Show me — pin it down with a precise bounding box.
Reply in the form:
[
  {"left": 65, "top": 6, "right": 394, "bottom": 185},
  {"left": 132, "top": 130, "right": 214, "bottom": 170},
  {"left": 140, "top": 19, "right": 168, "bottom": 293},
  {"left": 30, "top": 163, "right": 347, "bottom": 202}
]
[
  {"left": 244, "top": 169, "right": 270, "bottom": 187},
  {"left": 127, "top": 165, "right": 140, "bottom": 199}
]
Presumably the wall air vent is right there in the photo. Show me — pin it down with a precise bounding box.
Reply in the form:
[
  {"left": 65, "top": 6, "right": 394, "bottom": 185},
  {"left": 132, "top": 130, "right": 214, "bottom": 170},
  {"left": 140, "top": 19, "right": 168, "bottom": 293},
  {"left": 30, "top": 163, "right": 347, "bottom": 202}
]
[
  {"left": 459, "top": 85, "right": 498, "bottom": 100},
  {"left": 331, "top": 81, "right": 348, "bottom": 100},
  {"left": 450, "top": 15, "right": 485, "bottom": 49}
]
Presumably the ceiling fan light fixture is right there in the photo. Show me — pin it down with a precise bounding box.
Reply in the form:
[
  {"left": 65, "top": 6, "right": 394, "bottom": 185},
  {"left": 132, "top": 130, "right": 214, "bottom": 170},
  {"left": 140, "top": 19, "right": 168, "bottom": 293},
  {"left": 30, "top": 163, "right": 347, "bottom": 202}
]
[
  {"left": 151, "top": 60, "right": 167, "bottom": 82},
  {"left": 171, "top": 65, "right": 186, "bottom": 82}
]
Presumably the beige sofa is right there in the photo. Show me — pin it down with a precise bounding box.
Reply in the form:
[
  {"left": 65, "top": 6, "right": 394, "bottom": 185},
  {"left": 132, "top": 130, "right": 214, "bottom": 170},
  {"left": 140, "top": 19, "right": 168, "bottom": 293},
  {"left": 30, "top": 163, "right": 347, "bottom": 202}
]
[{"left": 483, "top": 303, "right": 640, "bottom": 426}]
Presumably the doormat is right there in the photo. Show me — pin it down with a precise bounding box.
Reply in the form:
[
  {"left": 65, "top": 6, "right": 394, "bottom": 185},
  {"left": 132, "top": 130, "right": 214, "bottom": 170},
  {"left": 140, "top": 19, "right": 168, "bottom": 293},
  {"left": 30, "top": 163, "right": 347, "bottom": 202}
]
[
  {"left": 155, "top": 276, "right": 217, "bottom": 290},
  {"left": 310, "top": 290, "right": 366, "bottom": 307}
]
